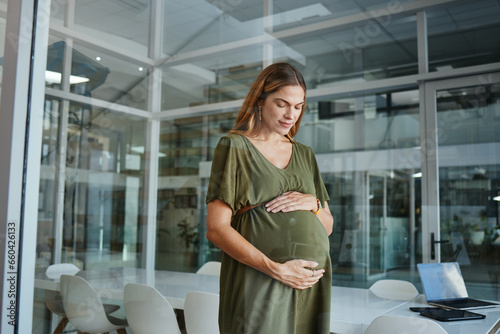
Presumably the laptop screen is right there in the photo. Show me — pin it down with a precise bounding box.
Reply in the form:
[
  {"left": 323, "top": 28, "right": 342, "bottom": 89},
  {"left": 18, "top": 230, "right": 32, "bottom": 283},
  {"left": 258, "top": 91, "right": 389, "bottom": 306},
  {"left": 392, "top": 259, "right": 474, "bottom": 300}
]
[{"left": 417, "top": 262, "right": 469, "bottom": 302}]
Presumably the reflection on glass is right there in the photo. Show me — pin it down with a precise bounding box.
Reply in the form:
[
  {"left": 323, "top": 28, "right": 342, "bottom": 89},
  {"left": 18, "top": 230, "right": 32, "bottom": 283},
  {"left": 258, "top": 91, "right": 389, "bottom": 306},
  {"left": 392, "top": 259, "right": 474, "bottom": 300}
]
[
  {"left": 437, "top": 84, "right": 500, "bottom": 291},
  {"left": 161, "top": 56, "right": 263, "bottom": 110},
  {"left": 156, "top": 112, "right": 237, "bottom": 272},
  {"left": 271, "top": 0, "right": 415, "bottom": 31},
  {"left": 163, "top": 0, "right": 262, "bottom": 55},
  {"left": 296, "top": 89, "right": 420, "bottom": 153},
  {"left": 159, "top": 116, "right": 205, "bottom": 176},
  {"left": 275, "top": 15, "right": 417, "bottom": 88},
  {"left": 45, "top": 39, "right": 151, "bottom": 110},
  {"left": 156, "top": 116, "right": 204, "bottom": 272},
  {"left": 437, "top": 84, "right": 500, "bottom": 146},
  {"left": 325, "top": 169, "right": 421, "bottom": 284},
  {"left": 37, "top": 100, "right": 147, "bottom": 271},
  {"left": 73, "top": 0, "right": 151, "bottom": 57},
  {"left": 428, "top": 0, "right": 500, "bottom": 71}
]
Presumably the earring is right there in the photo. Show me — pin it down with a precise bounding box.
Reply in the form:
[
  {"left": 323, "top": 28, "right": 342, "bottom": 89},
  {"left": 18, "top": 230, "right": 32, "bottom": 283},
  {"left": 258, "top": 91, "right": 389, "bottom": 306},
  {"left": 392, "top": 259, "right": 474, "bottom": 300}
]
[{"left": 258, "top": 106, "right": 262, "bottom": 121}]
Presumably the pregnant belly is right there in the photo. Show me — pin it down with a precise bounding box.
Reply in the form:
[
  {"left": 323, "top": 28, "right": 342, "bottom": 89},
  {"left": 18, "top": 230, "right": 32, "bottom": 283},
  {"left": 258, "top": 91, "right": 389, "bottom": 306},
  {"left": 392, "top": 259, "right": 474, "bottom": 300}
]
[{"left": 234, "top": 206, "right": 330, "bottom": 265}]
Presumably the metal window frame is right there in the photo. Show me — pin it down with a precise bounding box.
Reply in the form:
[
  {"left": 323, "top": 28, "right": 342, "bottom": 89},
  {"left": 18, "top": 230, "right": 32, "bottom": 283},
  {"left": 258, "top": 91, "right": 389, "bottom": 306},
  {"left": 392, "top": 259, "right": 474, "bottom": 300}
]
[
  {"left": 420, "top": 71, "right": 500, "bottom": 263},
  {"left": 0, "top": 0, "right": 51, "bottom": 332}
]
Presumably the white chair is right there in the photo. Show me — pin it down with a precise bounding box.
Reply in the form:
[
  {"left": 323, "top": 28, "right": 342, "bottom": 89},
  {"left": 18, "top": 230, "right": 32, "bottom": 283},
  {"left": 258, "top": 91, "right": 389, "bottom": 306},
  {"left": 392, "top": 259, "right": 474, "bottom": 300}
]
[
  {"left": 196, "top": 261, "right": 221, "bottom": 276},
  {"left": 364, "top": 315, "right": 447, "bottom": 334},
  {"left": 124, "top": 283, "right": 182, "bottom": 334},
  {"left": 44, "top": 264, "right": 81, "bottom": 334},
  {"left": 369, "top": 279, "right": 419, "bottom": 301},
  {"left": 184, "top": 291, "right": 219, "bottom": 334},
  {"left": 59, "top": 274, "right": 128, "bottom": 334}
]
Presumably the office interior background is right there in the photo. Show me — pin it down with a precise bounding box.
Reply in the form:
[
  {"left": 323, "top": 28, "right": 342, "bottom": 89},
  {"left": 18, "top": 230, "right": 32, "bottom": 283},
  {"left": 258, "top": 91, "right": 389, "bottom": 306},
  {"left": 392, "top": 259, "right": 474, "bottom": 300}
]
[{"left": 0, "top": 0, "right": 499, "bottom": 332}]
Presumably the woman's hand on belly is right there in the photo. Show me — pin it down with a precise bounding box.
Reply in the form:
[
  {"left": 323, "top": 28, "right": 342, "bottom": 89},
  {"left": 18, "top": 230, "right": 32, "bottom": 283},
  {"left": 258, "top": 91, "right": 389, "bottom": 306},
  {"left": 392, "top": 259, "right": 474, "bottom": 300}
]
[
  {"left": 265, "top": 191, "right": 334, "bottom": 235},
  {"left": 265, "top": 191, "right": 317, "bottom": 213},
  {"left": 270, "top": 259, "right": 325, "bottom": 290}
]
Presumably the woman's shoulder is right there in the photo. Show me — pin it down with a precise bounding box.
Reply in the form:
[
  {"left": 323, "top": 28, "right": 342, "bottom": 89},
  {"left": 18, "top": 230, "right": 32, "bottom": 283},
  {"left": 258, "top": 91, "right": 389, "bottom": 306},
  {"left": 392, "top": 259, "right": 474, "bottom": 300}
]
[
  {"left": 216, "top": 133, "right": 247, "bottom": 149},
  {"left": 293, "top": 140, "right": 315, "bottom": 156}
]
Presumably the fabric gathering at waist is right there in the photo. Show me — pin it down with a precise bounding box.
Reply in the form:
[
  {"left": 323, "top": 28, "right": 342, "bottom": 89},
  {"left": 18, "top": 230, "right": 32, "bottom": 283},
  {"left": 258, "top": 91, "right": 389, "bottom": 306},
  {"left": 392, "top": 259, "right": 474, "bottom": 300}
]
[{"left": 233, "top": 202, "right": 266, "bottom": 218}]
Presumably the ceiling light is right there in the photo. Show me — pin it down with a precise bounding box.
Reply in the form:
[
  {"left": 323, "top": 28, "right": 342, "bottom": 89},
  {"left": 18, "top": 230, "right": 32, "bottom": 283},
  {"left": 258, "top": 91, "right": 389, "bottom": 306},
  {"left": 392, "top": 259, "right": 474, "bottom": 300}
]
[
  {"left": 494, "top": 196, "right": 500, "bottom": 201},
  {"left": 412, "top": 172, "right": 422, "bottom": 178},
  {"left": 96, "top": 56, "right": 101, "bottom": 61},
  {"left": 138, "top": 67, "right": 144, "bottom": 71},
  {"left": 45, "top": 70, "right": 90, "bottom": 84}
]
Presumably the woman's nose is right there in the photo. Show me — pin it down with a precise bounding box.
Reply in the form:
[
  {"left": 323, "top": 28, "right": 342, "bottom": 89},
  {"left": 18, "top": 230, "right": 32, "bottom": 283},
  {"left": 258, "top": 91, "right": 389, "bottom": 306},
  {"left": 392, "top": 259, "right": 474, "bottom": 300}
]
[{"left": 284, "top": 107, "right": 294, "bottom": 119}]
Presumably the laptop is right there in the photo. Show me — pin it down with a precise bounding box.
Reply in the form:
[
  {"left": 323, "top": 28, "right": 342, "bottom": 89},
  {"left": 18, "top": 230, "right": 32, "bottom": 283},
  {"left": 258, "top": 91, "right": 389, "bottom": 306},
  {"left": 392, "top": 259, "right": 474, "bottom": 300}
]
[{"left": 417, "top": 262, "right": 499, "bottom": 310}]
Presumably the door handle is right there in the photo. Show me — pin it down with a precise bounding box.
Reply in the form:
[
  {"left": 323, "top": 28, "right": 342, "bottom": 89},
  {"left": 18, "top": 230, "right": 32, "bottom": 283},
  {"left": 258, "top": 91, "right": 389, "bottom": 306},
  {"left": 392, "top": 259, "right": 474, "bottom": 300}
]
[{"left": 431, "top": 233, "right": 449, "bottom": 260}]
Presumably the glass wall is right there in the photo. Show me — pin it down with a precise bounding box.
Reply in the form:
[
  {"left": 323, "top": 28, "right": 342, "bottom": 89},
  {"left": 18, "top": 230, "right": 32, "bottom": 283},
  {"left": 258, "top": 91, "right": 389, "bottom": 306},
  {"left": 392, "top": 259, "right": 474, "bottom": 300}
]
[
  {"left": 437, "top": 83, "right": 500, "bottom": 299},
  {"left": 428, "top": 0, "right": 500, "bottom": 72},
  {"left": 156, "top": 112, "right": 238, "bottom": 272},
  {"left": 15, "top": 0, "right": 499, "bottom": 332},
  {"left": 297, "top": 89, "right": 420, "bottom": 153},
  {"left": 38, "top": 99, "right": 147, "bottom": 269}
]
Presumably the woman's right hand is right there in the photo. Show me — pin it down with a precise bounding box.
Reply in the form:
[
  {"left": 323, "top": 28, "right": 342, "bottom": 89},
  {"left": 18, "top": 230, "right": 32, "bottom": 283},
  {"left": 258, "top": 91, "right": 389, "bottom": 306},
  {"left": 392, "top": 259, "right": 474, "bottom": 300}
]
[{"left": 270, "top": 259, "right": 325, "bottom": 290}]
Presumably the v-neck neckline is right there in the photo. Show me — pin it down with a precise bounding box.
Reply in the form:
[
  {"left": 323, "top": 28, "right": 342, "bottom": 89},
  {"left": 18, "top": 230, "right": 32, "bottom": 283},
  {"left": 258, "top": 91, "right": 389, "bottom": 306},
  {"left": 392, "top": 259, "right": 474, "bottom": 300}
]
[{"left": 241, "top": 135, "right": 294, "bottom": 171}]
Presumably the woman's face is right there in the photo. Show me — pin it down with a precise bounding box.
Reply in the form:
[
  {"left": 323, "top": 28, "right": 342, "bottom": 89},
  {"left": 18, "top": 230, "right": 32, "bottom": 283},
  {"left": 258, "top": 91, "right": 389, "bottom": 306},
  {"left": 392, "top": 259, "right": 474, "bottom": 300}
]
[{"left": 259, "top": 85, "right": 305, "bottom": 137}]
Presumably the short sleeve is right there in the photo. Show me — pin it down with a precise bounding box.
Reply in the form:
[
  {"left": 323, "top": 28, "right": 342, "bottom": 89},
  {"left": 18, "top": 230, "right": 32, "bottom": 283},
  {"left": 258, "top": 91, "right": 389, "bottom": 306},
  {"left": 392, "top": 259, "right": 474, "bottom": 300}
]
[{"left": 206, "top": 136, "right": 238, "bottom": 213}]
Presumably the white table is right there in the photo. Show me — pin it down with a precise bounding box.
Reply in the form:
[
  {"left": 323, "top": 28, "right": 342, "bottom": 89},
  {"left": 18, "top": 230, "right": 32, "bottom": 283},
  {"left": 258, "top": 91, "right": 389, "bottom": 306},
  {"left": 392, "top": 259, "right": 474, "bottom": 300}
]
[
  {"left": 381, "top": 295, "right": 500, "bottom": 334},
  {"left": 330, "top": 286, "right": 410, "bottom": 334}
]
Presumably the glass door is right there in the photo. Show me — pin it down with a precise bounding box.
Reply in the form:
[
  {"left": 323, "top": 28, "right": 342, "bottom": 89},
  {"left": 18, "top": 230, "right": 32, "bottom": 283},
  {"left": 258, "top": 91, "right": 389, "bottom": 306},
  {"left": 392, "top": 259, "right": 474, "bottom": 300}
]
[{"left": 424, "top": 72, "right": 500, "bottom": 298}]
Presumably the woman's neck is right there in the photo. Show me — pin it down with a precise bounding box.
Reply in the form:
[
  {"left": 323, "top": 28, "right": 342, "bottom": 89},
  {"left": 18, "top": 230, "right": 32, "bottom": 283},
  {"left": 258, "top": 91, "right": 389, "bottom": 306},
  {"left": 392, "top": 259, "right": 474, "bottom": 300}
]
[{"left": 249, "top": 131, "right": 289, "bottom": 143}]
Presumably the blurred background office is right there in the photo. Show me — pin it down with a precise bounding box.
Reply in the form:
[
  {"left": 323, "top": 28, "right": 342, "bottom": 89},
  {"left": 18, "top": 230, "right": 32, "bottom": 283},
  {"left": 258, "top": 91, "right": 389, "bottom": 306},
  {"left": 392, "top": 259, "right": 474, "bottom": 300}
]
[{"left": 0, "top": 0, "right": 499, "bottom": 332}]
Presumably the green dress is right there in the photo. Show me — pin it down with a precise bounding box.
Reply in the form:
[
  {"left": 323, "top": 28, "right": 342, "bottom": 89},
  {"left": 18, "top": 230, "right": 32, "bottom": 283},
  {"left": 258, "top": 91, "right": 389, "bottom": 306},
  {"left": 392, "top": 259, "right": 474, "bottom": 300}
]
[{"left": 206, "top": 133, "right": 331, "bottom": 334}]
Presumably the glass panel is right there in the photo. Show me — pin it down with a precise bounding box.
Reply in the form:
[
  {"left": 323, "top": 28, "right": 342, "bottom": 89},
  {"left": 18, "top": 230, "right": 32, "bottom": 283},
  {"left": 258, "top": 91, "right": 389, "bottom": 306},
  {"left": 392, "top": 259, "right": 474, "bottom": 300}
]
[
  {"left": 157, "top": 115, "right": 205, "bottom": 272},
  {"left": 428, "top": 0, "right": 500, "bottom": 71},
  {"left": 37, "top": 99, "right": 147, "bottom": 272},
  {"left": 274, "top": 14, "right": 418, "bottom": 88},
  {"left": 161, "top": 49, "right": 264, "bottom": 110},
  {"left": 50, "top": 0, "right": 151, "bottom": 58},
  {"left": 437, "top": 84, "right": 500, "bottom": 298},
  {"left": 46, "top": 37, "right": 151, "bottom": 109},
  {"left": 326, "top": 169, "right": 421, "bottom": 286},
  {"left": 163, "top": 0, "right": 263, "bottom": 55},
  {"left": 272, "top": 0, "right": 415, "bottom": 31},
  {"left": 296, "top": 89, "right": 420, "bottom": 153},
  {"left": 159, "top": 115, "right": 206, "bottom": 177},
  {"left": 437, "top": 84, "right": 500, "bottom": 146},
  {"left": 156, "top": 112, "right": 237, "bottom": 272}
]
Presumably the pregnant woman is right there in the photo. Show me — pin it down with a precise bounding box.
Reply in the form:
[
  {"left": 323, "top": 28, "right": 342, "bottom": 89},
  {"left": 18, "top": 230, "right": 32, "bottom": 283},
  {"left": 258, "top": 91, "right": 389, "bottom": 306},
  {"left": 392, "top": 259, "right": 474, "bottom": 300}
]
[{"left": 206, "top": 62, "right": 334, "bottom": 334}]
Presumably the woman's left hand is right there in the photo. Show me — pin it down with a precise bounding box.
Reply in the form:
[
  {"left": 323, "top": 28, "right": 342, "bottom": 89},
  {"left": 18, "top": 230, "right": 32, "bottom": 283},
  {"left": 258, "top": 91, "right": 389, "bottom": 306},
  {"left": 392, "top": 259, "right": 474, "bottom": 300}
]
[{"left": 265, "top": 191, "right": 317, "bottom": 213}]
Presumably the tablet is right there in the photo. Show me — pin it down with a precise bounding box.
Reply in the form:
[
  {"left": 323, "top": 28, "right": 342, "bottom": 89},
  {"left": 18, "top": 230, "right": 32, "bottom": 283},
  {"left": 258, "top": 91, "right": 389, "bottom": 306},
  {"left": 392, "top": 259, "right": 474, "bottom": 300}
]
[{"left": 419, "top": 308, "right": 486, "bottom": 322}]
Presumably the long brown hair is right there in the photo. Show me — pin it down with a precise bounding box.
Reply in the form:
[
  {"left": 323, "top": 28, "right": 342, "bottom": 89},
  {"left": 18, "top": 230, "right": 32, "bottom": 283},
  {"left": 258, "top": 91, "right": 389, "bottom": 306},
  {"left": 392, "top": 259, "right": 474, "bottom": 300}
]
[{"left": 230, "top": 63, "right": 306, "bottom": 141}]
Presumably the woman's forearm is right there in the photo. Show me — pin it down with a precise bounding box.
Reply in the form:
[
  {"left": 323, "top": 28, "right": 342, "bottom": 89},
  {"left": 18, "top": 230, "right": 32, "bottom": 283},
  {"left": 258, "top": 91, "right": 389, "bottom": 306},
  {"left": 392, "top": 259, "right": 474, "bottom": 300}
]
[{"left": 316, "top": 201, "right": 334, "bottom": 235}]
